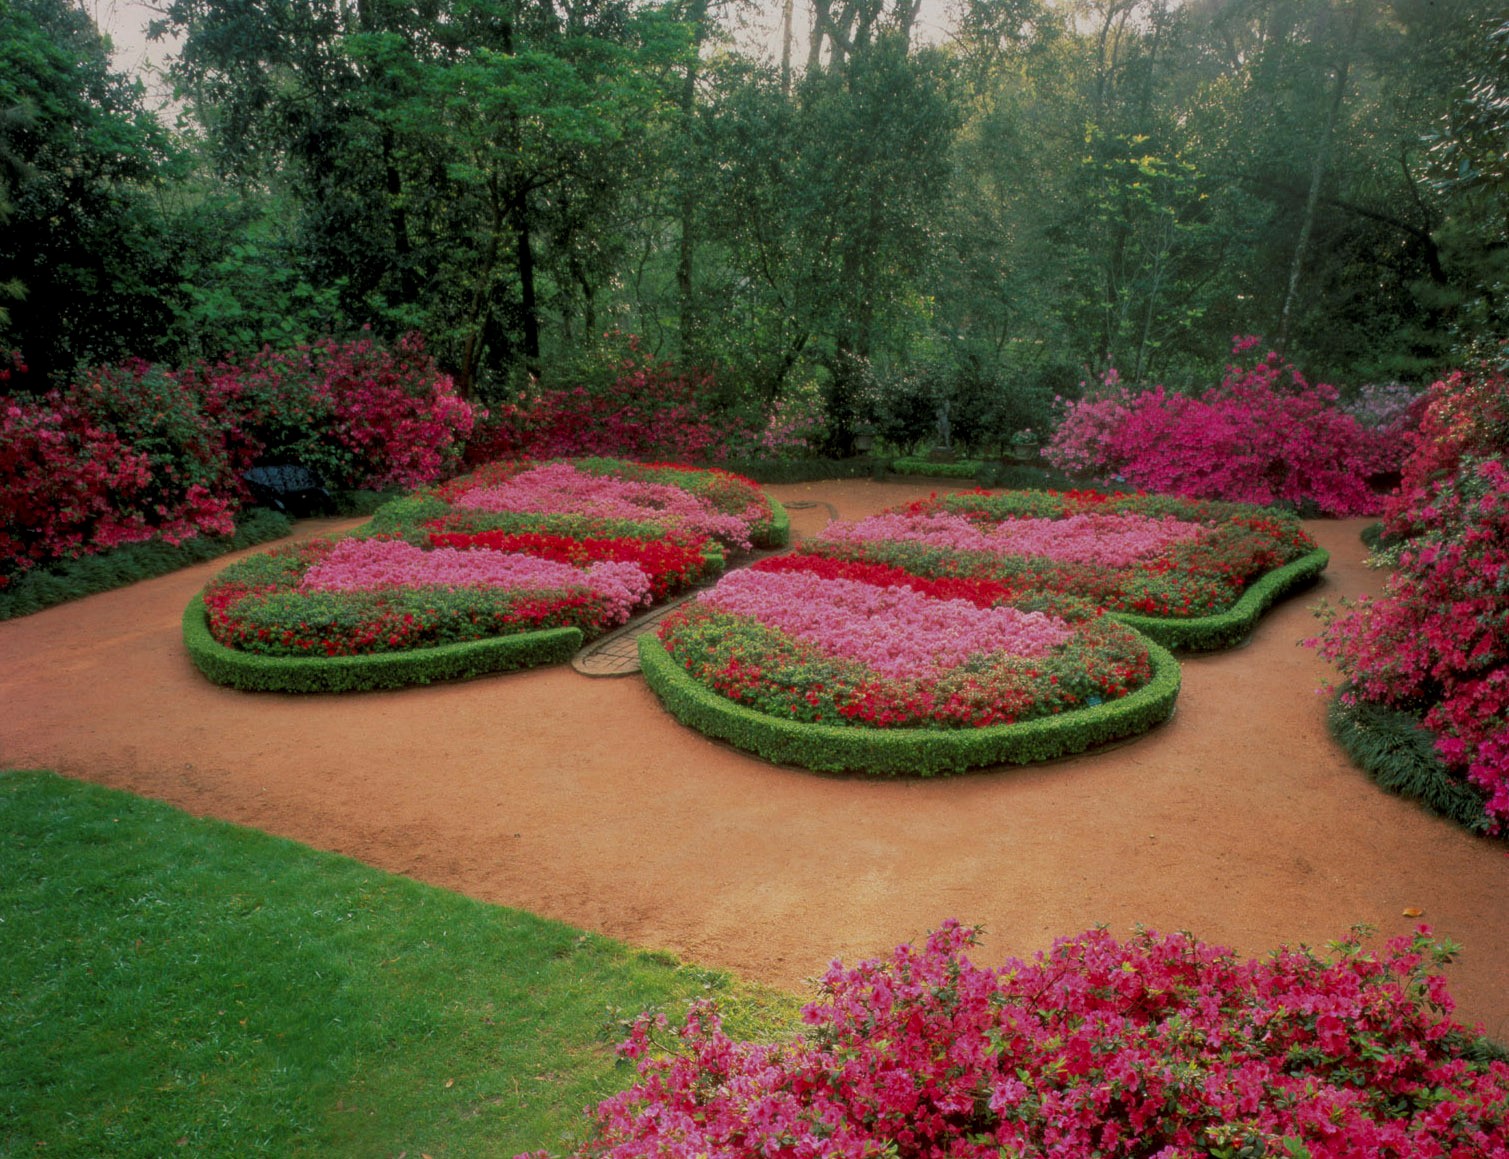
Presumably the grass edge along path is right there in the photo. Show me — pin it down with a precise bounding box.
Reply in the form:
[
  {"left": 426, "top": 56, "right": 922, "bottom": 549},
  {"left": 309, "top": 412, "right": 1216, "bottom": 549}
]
[
  {"left": 0, "top": 770, "right": 799, "bottom": 1158},
  {"left": 638, "top": 630, "right": 1182, "bottom": 776}
]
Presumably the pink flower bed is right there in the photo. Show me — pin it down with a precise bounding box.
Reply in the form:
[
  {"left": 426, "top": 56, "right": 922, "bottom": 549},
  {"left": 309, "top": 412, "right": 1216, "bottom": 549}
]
[
  {"left": 302, "top": 538, "right": 652, "bottom": 624},
  {"left": 699, "top": 569, "right": 1075, "bottom": 679},
  {"left": 452, "top": 461, "right": 755, "bottom": 549},
  {"left": 818, "top": 510, "right": 1208, "bottom": 569}
]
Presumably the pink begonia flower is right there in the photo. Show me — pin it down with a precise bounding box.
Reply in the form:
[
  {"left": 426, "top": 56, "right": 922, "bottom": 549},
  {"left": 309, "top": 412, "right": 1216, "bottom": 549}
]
[
  {"left": 819, "top": 510, "right": 1208, "bottom": 569},
  {"left": 301, "top": 537, "right": 652, "bottom": 623},
  {"left": 699, "top": 568, "right": 1075, "bottom": 679},
  {"left": 452, "top": 461, "right": 754, "bottom": 548}
]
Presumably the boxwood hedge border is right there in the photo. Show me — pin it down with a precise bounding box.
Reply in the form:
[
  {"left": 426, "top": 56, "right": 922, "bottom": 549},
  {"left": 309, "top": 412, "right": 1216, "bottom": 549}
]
[
  {"left": 182, "top": 594, "right": 582, "bottom": 693},
  {"left": 1110, "top": 547, "right": 1330, "bottom": 652},
  {"left": 637, "top": 630, "right": 1181, "bottom": 777}
]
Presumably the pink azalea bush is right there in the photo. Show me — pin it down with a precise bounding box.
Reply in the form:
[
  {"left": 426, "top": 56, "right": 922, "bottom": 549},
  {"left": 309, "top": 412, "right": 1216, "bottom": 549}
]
[
  {"left": 1044, "top": 339, "right": 1410, "bottom": 516},
  {"left": 818, "top": 510, "right": 1208, "bottom": 569},
  {"left": 0, "top": 356, "right": 236, "bottom": 587},
  {"left": 1311, "top": 354, "right": 1509, "bottom": 828},
  {"left": 463, "top": 333, "right": 757, "bottom": 465},
  {"left": 0, "top": 334, "right": 477, "bottom": 586},
  {"left": 453, "top": 461, "right": 757, "bottom": 549},
  {"left": 533, "top": 921, "right": 1509, "bottom": 1159},
  {"left": 699, "top": 568, "right": 1075, "bottom": 679},
  {"left": 301, "top": 538, "right": 652, "bottom": 623}
]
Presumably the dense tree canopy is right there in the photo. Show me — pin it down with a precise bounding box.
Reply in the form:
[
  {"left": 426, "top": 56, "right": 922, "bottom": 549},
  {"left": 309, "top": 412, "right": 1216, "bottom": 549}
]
[{"left": 2, "top": 0, "right": 1504, "bottom": 430}]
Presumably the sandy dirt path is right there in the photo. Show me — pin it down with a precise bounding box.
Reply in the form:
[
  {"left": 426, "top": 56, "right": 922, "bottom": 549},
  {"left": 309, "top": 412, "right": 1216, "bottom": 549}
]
[{"left": 2, "top": 478, "right": 1505, "bottom": 1039}]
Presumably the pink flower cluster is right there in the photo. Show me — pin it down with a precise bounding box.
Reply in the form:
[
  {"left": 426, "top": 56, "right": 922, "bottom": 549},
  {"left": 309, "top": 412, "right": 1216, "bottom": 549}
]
[
  {"left": 819, "top": 510, "right": 1207, "bottom": 568},
  {"left": 301, "top": 538, "right": 651, "bottom": 624},
  {"left": 541, "top": 921, "right": 1509, "bottom": 1159},
  {"left": 700, "top": 569, "right": 1075, "bottom": 679},
  {"left": 1044, "top": 341, "right": 1408, "bottom": 516},
  {"left": 453, "top": 461, "right": 755, "bottom": 549}
]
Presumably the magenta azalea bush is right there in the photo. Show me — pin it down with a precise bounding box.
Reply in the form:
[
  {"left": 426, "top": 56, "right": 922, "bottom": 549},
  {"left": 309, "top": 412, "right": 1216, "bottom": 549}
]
[
  {"left": 464, "top": 334, "right": 760, "bottom": 465},
  {"left": 531, "top": 921, "right": 1509, "bottom": 1159},
  {"left": 0, "top": 334, "right": 476, "bottom": 588},
  {"left": 1044, "top": 340, "right": 1409, "bottom": 516},
  {"left": 1311, "top": 354, "right": 1509, "bottom": 829}
]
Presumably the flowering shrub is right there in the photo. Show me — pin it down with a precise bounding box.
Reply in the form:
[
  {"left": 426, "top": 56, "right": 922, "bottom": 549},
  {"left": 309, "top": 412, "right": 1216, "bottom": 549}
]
[
  {"left": 463, "top": 334, "right": 757, "bottom": 465},
  {"left": 543, "top": 921, "right": 1509, "bottom": 1159},
  {"left": 1044, "top": 340, "right": 1409, "bottom": 516},
  {"left": 187, "top": 331, "right": 477, "bottom": 491},
  {"left": 448, "top": 461, "right": 761, "bottom": 550},
  {"left": 1, "top": 334, "right": 475, "bottom": 587},
  {"left": 0, "top": 367, "right": 236, "bottom": 587},
  {"left": 426, "top": 529, "right": 717, "bottom": 600},
  {"left": 658, "top": 559, "right": 1151, "bottom": 729},
  {"left": 700, "top": 569, "right": 1077, "bottom": 678}
]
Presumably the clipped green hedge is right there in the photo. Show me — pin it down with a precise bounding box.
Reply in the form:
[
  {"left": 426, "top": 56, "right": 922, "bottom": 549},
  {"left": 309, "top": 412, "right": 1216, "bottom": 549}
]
[
  {"left": 890, "top": 456, "right": 987, "bottom": 480},
  {"left": 0, "top": 509, "right": 294, "bottom": 622},
  {"left": 1327, "top": 690, "right": 1494, "bottom": 836},
  {"left": 758, "top": 497, "right": 791, "bottom": 550},
  {"left": 1110, "top": 548, "right": 1330, "bottom": 652},
  {"left": 638, "top": 631, "right": 1181, "bottom": 777},
  {"left": 718, "top": 457, "right": 886, "bottom": 485},
  {"left": 182, "top": 594, "right": 581, "bottom": 693}
]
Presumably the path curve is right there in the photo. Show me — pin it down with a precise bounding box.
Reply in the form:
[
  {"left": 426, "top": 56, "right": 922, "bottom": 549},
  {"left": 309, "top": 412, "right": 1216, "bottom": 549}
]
[{"left": 2, "top": 479, "right": 1505, "bottom": 1038}]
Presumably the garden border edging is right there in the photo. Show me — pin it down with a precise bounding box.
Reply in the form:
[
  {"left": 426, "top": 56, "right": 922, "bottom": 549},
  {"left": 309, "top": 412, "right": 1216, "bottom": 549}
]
[{"left": 182, "top": 594, "right": 583, "bottom": 693}]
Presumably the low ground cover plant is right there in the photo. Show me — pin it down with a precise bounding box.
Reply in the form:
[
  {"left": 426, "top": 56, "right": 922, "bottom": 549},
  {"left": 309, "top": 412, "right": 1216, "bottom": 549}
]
[
  {"left": 1044, "top": 339, "right": 1411, "bottom": 516},
  {"left": 542, "top": 921, "right": 1509, "bottom": 1159},
  {"left": 1311, "top": 352, "right": 1509, "bottom": 832},
  {"left": 194, "top": 458, "right": 782, "bottom": 674}
]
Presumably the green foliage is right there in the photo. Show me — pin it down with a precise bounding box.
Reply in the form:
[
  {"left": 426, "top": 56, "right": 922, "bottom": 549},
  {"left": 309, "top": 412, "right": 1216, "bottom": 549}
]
[
  {"left": 182, "top": 594, "right": 583, "bottom": 693},
  {"left": 0, "top": 770, "right": 797, "bottom": 1156},
  {"left": 0, "top": 509, "right": 290, "bottom": 622},
  {"left": 0, "top": 0, "right": 184, "bottom": 381},
  {"left": 638, "top": 630, "right": 1180, "bottom": 777},
  {"left": 717, "top": 457, "right": 885, "bottom": 485},
  {"left": 1326, "top": 690, "right": 1495, "bottom": 837}
]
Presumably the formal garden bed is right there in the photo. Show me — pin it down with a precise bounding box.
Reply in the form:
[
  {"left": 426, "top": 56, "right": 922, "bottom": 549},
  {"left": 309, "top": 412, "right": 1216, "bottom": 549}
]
[
  {"left": 639, "top": 488, "right": 1328, "bottom": 774},
  {"left": 184, "top": 458, "right": 788, "bottom": 692}
]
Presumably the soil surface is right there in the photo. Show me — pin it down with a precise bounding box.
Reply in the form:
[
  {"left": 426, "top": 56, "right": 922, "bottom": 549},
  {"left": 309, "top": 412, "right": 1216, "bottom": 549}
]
[{"left": 3, "top": 478, "right": 1506, "bottom": 1039}]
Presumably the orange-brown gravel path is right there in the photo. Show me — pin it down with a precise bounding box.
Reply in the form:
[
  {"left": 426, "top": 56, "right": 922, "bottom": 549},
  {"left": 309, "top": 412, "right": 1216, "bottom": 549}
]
[{"left": 2, "top": 479, "right": 1505, "bottom": 1038}]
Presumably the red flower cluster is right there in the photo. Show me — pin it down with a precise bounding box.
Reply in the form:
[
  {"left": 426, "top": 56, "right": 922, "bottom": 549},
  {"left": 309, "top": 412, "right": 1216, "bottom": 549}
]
[{"left": 426, "top": 528, "right": 715, "bottom": 600}]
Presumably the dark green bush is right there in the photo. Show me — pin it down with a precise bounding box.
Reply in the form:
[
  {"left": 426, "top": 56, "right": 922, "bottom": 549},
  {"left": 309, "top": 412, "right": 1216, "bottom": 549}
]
[
  {"left": 1327, "top": 691, "right": 1495, "bottom": 836},
  {"left": 0, "top": 509, "right": 292, "bottom": 622}
]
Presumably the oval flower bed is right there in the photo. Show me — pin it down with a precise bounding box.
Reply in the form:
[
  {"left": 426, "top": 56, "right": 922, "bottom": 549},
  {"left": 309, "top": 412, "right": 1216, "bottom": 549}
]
[
  {"left": 641, "top": 553, "right": 1181, "bottom": 777},
  {"left": 185, "top": 458, "right": 788, "bottom": 692},
  {"left": 806, "top": 488, "right": 1329, "bottom": 651}
]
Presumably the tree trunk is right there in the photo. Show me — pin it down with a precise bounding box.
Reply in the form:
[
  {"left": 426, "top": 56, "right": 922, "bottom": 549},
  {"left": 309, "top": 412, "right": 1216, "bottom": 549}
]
[
  {"left": 1278, "top": 3, "right": 1360, "bottom": 355},
  {"left": 511, "top": 183, "right": 540, "bottom": 365}
]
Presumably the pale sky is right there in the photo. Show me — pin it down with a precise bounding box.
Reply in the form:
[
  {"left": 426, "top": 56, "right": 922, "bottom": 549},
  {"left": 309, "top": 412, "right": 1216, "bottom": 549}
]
[{"left": 91, "top": 0, "right": 962, "bottom": 110}]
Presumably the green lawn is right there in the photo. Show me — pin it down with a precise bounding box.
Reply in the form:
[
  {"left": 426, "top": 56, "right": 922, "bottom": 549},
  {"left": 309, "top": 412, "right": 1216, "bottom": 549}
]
[{"left": 0, "top": 771, "right": 797, "bottom": 1157}]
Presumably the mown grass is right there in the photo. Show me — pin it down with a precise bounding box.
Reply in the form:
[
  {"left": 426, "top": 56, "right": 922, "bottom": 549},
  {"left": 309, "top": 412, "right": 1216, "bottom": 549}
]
[{"left": 0, "top": 770, "right": 798, "bottom": 1157}]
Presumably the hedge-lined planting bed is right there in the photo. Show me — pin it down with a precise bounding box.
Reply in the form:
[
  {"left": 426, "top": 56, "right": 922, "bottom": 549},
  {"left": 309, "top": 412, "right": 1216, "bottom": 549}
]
[
  {"left": 641, "top": 486, "right": 1322, "bottom": 774},
  {"left": 804, "top": 488, "right": 1324, "bottom": 651},
  {"left": 639, "top": 630, "right": 1180, "bottom": 776},
  {"left": 186, "top": 459, "right": 786, "bottom": 692}
]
